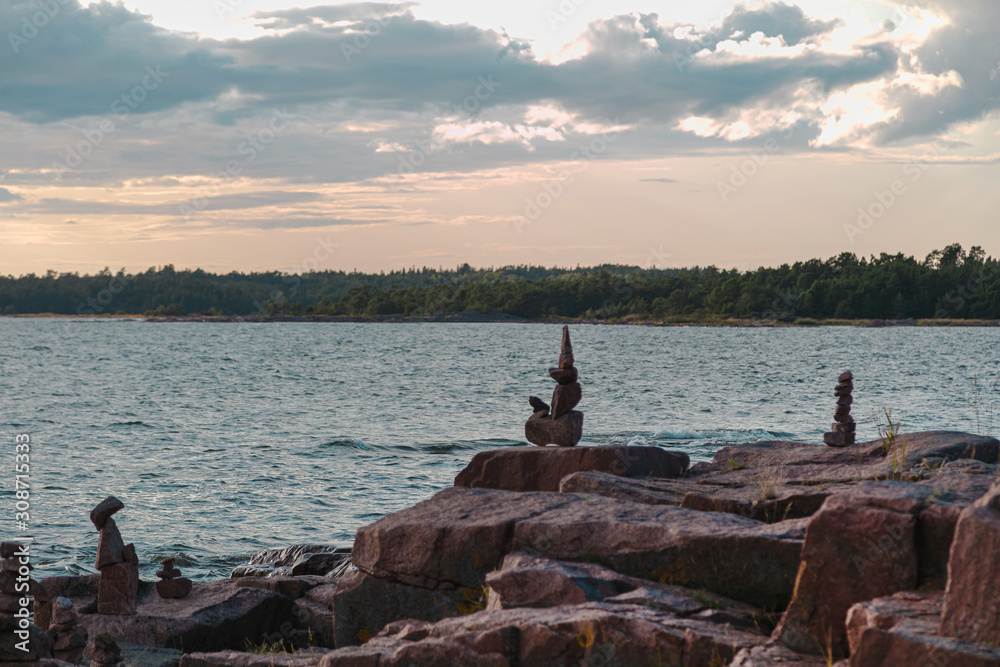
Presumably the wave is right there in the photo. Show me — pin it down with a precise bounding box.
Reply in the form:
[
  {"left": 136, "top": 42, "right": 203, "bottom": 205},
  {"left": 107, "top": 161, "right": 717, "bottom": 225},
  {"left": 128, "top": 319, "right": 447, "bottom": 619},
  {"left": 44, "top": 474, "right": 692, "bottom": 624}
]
[
  {"left": 110, "top": 420, "right": 153, "bottom": 428},
  {"left": 605, "top": 427, "right": 791, "bottom": 447},
  {"left": 320, "top": 438, "right": 370, "bottom": 450}
]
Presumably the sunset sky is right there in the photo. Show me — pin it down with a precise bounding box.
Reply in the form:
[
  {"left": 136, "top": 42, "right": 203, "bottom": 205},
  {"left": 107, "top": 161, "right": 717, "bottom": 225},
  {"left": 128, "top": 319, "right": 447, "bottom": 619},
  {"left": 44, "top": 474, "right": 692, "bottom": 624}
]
[{"left": 1, "top": 0, "right": 998, "bottom": 275}]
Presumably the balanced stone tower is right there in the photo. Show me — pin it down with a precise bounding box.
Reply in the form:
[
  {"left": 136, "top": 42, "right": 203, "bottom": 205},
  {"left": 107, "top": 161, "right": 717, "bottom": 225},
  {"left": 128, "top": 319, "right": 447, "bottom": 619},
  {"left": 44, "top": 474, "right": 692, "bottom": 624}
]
[
  {"left": 91, "top": 496, "right": 139, "bottom": 615},
  {"left": 0, "top": 541, "right": 52, "bottom": 662},
  {"left": 823, "top": 371, "right": 855, "bottom": 447},
  {"left": 156, "top": 557, "right": 193, "bottom": 599},
  {"left": 49, "top": 596, "right": 89, "bottom": 663},
  {"left": 525, "top": 326, "right": 583, "bottom": 447}
]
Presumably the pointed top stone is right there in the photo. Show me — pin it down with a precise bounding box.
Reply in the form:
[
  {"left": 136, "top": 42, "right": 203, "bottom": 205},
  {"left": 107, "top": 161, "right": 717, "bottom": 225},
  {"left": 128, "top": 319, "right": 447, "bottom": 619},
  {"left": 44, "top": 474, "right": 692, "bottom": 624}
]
[
  {"left": 90, "top": 496, "right": 124, "bottom": 530},
  {"left": 558, "top": 325, "right": 575, "bottom": 369}
]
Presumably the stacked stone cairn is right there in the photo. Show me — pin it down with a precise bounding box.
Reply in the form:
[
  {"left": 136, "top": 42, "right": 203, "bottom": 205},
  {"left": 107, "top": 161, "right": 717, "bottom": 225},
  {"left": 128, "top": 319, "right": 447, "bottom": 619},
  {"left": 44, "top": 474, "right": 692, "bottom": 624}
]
[
  {"left": 525, "top": 325, "right": 584, "bottom": 447},
  {"left": 49, "top": 596, "right": 88, "bottom": 663},
  {"left": 823, "top": 371, "right": 856, "bottom": 447},
  {"left": 156, "top": 557, "right": 193, "bottom": 599},
  {"left": 84, "top": 632, "right": 125, "bottom": 667},
  {"left": 91, "top": 496, "right": 139, "bottom": 615},
  {"left": 1, "top": 541, "right": 52, "bottom": 661}
]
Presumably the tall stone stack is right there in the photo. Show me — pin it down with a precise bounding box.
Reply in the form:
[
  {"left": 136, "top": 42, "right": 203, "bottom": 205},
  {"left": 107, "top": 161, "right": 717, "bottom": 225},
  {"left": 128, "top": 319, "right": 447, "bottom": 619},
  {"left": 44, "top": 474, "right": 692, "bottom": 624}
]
[
  {"left": 90, "top": 496, "right": 139, "bottom": 615},
  {"left": 823, "top": 371, "right": 856, "bottom": 447},
  {"left": 49, "top": 596, "right": 88, "bottom": 663},
  {"left": 0, "top": 541, "right": 52, "bottom": 662},
  {"left": 525, "top": 326, "right": 584, "bottom": 447}
]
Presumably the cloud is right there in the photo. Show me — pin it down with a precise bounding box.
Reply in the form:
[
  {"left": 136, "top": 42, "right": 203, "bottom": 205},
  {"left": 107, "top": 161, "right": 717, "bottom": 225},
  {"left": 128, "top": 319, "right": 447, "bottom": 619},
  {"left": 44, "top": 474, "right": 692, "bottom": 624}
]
[{"left": 0, "top": 0, "right": 997, "bottom": 235}]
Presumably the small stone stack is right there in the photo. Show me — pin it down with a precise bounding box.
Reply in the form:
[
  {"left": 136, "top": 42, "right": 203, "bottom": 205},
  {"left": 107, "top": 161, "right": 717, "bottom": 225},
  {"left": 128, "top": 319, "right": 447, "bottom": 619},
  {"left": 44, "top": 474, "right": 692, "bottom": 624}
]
[
  {"left": 84, "top": 632, "right": 125, "bottom": 667},
  {"left": 525, "top": 326, "right": 584, "bottom": 447},
  {"left": 49, "top": 596, "right": 88, "bottom": 663},
  {"left": 91, "top": 496, "right": 139, "bottom": 615},
  {"left": 823, "top": 371, "right": 856, "bottom": 447},
  {"left": 0, "top": 541, "right": 52, "bottom": 662},
  {"left": 156, "top": 557, "right": 193, "bottom": 599}
]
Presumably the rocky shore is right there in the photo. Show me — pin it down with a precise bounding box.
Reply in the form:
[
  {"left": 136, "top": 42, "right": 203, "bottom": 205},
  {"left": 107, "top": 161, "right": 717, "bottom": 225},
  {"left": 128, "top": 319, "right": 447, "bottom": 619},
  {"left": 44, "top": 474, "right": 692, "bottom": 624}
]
[{"left": 8, "top": 431, "right": 1000, "bottom": 666}]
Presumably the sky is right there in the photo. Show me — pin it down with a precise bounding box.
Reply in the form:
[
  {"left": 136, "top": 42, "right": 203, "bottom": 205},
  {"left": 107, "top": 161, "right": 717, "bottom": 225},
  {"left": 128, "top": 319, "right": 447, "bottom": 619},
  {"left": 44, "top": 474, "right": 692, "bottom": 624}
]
[{"left": 0, "top": 0, "right": 998, "bottom": 275}]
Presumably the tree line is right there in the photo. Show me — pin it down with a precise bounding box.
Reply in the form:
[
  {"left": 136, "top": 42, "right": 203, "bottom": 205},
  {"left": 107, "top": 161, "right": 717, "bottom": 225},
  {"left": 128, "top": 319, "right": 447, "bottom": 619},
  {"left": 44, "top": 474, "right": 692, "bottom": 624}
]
[{"left": 1, "top": 244, "right": 997, "bottom": 321}]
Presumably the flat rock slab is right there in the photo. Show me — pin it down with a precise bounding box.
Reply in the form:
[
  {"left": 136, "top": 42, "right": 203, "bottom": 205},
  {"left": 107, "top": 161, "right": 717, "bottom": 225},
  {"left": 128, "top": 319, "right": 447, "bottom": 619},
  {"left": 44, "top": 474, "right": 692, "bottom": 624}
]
[
  {"left": 698, "top": 432, "right": 998, "bottom": 486},
  {"left": 78, "top": 580, "right": 297, "bottom": 653},
  {"left": 454, "top": 446, "right": 689, "bottom": 492},
  {"left": 179, "top": 648, "right": 332, "bottom": 667},
  {"left": 352, "top": 488, "right": 576, "bottom": 589},
  {"left": 847, "top": 591, "right": 1000, "bottom": 666},
  {"left": 487, "top": 552, "right": 774, "bottom": 633},
  {"left": 352, "top": 487, "right": 802, "bottom": 610},
  {"left": 560, "top": 471, "right": 854, "bottom": 523},
  {"left": 321, "top": 602, "right": 767, "bottom": 667},
  {"left": 510, "top": 494, "right": 805, "bottom": 611}
]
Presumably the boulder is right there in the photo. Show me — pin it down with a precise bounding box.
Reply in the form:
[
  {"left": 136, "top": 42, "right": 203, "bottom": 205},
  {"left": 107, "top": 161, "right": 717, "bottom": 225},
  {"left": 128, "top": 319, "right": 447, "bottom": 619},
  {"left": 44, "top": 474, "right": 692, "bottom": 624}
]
[
  {"left": 510, "top": 494, "right": 805, "bottom": 611},
  {"left": 79, "top": 580, "right": 299, "bottom": 652},
  {"left": 772, "top": 483, "right": 924, "bottom": 657},
  {"left": 524, "top": 410, "right": 584, "bottom": 447},
  {"left": 485, "top": 551, "right": 774, "bottom": 635},
  {"left": 351, "top": 487, "right": 575, "bottom": 589},
  {"left": 332, "top": 570, "right": 472, "bottom": 648},
  {"left": 455, "top": 446, "right": 689, "bottom": 493},
  {"left": 321, "top": 602, "right": 766, "bottom": 667},
  {"left": 847, "top": 592, "right": 1000, "bottom": 666},
  {"left": 941, "top": 483, "right": 1000, "bottom": 643},
  {"left": 484, "top": 552, "right": 644, "bottom": 610}
]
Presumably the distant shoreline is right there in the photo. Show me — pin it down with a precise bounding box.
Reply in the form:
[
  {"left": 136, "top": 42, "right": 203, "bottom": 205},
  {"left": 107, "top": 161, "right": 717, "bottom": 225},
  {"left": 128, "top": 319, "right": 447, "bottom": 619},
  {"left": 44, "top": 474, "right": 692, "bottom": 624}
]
[{"left": 4, "top": 313, "right": 1000, "bottom": 327}]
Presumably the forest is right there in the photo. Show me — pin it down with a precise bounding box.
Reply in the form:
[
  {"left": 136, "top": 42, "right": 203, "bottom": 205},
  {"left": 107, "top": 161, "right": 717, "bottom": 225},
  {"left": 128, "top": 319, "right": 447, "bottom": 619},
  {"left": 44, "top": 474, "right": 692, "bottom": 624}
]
[{"left": 0, "top": 244, "right": 997, "bottom": 322}]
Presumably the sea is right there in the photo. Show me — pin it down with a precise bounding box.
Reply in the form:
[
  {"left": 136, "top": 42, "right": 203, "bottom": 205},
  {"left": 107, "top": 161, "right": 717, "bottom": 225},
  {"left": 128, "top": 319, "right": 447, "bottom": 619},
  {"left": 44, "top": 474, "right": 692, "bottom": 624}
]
[{"left": 1, "top": 319, "right": 998, "bottom": 581}]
